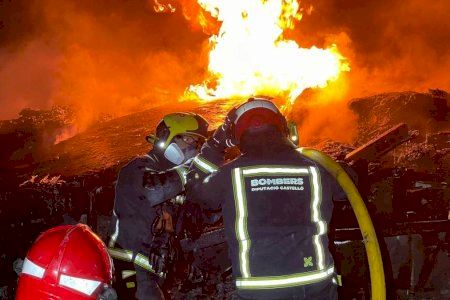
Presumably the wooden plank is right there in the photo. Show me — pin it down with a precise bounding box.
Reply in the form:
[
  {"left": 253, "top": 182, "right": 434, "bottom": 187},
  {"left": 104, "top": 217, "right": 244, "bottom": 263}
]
[{"left": 345, "top": 123, "right": 411, "bottom": 162}]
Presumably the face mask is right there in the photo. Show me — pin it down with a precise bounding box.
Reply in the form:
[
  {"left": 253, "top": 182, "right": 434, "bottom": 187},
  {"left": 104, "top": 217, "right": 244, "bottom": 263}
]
[{"left": 163, "top": 143, "right": 185, "bottom": 165}]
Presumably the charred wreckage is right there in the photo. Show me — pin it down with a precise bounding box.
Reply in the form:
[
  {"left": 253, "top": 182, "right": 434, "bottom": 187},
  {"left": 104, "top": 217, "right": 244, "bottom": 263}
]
[{"left": 0, "top": 91, "right": 449, "bottom": 299}]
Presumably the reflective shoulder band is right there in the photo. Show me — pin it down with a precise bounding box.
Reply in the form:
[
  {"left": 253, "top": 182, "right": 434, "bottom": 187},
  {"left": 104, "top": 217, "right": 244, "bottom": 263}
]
[
  {"left": 236, "top": 266, "right": 335, "bottom": 289},
  {"left": 241, "top": 166, "right": 309, "bottom": 176},
  {"left": 134, "top": 254, "right": 155, "bottom": 274},
  {"left": 108, "top": 248, "right": 133, "bottom": 262},
  {"left": 193, "top": 155, "right": 218, "bottom": 174},
  {"left": 175, "top": 166, "right": 188, "bottom": 186},
  {"left": 108, "top": 248, "right": 162, "bottom": 277}
]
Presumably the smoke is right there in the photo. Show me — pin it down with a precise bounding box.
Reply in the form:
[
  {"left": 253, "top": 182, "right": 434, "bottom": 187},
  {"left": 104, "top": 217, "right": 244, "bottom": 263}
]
[
  {"left": 280, "top": 0, "right": 450, "bottom": 144},
  {"left": 0, "top": 0, "right": 208, "bottom": 129},
  {"left": 0, "top": 40, "right": 60, "bottom": 119},
  {"left": 294, "top": 0, "right": 450, "bottom": 97}
]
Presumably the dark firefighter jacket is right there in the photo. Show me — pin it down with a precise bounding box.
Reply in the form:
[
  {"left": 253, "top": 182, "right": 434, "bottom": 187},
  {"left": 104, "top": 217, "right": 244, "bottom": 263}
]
[
  {"left": 187, "top": 127, "right": 340, "bottom": 300},
  {"left": 108, "top": 151, "right": 187, "bottom": 279}
]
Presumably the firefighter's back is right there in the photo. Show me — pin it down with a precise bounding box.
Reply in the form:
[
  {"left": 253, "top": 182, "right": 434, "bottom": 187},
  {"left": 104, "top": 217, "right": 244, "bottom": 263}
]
[
  {"left": 221, "top": 135, "right": 337, "bottom": 300},
  {"left": 187, "top": 98, "right": 338, "bottom": 299}
]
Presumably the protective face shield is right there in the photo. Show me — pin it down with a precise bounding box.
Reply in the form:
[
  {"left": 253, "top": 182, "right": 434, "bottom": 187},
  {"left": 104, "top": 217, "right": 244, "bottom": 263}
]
[
  {"left": 162, "top": 136, "right": 200, "bottom": 165},
  {"left": 163, "top": 143, "right": 185, "bottom": 165}
]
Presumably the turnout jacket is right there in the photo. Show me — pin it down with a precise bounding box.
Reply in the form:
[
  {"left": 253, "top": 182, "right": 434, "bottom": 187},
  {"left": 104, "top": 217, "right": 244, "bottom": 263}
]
[
  {"left": 187, "top": 129, "right": 339, "bottom": 300},
  {"left": 108, "top": 151, "right": 188, "bottom": 275}
]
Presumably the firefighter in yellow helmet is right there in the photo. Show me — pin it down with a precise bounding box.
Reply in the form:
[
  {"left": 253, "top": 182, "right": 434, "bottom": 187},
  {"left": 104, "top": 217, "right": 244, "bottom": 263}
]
[{"left": 108, "top": 113, "right": 208, "bottom": 300}]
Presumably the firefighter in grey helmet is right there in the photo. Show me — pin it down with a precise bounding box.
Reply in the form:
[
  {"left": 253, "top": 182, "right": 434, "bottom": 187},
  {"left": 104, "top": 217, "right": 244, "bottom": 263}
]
[{"left": 186, "top": 98, "right": 341, "bottom": 299}]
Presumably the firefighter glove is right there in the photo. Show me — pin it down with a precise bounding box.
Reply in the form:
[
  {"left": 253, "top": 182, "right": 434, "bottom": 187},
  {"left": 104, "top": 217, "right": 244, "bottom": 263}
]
[
  {"left": 96, "top": 284, "right": 118, "bottom": 300},
  {"left": 207, "top": 108, "right": 237, "bottom": 151},
  {"left": 149, "top": 246, "right": 169, "bottom": 278}
]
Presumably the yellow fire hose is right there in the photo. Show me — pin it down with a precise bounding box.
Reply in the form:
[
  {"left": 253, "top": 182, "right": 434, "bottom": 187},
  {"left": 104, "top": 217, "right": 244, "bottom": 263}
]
[{"left": 299, "top": 147, "right": 386, "bottom": 300}]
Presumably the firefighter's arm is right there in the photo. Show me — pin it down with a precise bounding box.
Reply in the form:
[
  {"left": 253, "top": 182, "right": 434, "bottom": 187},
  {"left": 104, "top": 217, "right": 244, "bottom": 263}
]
[
  {"left": 186, "top": 170, "right": 223, "bottom": 212},
  {"left": 190, "top": 139, "right": 224, "bottom": 176},
  {"left": 142, "top": 164, "right": 189, "bottom": 207},
  {"left": 191, "top": 115, "right": 235, "bottom": 177},
  {"left": 186, "top": 123, "right": 234, "bottom": 211}
]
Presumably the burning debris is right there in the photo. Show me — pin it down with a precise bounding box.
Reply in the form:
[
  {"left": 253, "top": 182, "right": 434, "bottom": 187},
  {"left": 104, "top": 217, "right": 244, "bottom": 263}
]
[
  {"left": 0, "top": 91, "right": 448, "bottom": 299},
  {"left": 1, "top": 0, "right": 450, "bottom": 297},
  {"left": 349, "top": 91, "right": 449, "bottom": 144},
  {"left": 0, "top": 106, "right": 76, "bottom": 170}
]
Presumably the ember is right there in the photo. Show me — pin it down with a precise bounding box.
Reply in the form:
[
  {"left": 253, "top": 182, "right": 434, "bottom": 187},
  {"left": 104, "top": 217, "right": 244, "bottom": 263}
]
[{"left": 19, "top": 175, "right": 66, "bottom": 187}]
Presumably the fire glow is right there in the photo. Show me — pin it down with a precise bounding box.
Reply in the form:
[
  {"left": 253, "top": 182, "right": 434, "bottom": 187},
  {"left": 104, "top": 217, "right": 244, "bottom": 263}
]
[
  {"left": 153, "top": 0, "right": 176, "bottom": 13},
  {"left": 184, "top": 0, "right": 350, "bottom": 105}
]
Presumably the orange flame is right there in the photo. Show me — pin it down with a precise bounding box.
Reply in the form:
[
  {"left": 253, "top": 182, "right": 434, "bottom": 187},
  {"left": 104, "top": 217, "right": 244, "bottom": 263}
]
[
  {"left": 178, "top": 0, "right": 220, "bottom": 34},
  {"left": 183, "top": 0, "right": 349, "bottom": 107},
  {"left": 153, "top": 0, "right": 176, "bottom": 13}
]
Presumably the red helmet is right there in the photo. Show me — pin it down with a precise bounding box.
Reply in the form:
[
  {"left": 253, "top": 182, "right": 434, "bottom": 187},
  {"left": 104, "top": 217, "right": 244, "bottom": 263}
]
[
  {"left": 232, "top": 97, "right": 288, "bottom": 142},
  {"left": 16, "top": 224, "right": 114, "bottom": 300}
]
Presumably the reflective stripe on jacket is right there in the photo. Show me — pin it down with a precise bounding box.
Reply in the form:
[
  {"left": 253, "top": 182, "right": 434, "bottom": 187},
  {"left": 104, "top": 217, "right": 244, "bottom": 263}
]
[{"left": 187, "top": 129, "right": 339, "bottom": 299}]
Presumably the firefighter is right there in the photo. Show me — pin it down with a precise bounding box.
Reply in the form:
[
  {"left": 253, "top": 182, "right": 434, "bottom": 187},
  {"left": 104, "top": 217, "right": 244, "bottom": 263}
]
[
  {"left": 107, "top": 113, "right": 208, "bottom": 300},
  {"left": 16, "top": 224, "right": 116, "bottom": 300},
  {"left": 186, "top": 98, "right": 339, "bottom": 300}
]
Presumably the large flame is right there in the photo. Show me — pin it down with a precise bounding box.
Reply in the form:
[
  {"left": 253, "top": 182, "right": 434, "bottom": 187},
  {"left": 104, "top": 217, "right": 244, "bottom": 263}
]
[{"left": 184, "top": 0, "right": 349, "bottom": 105}]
